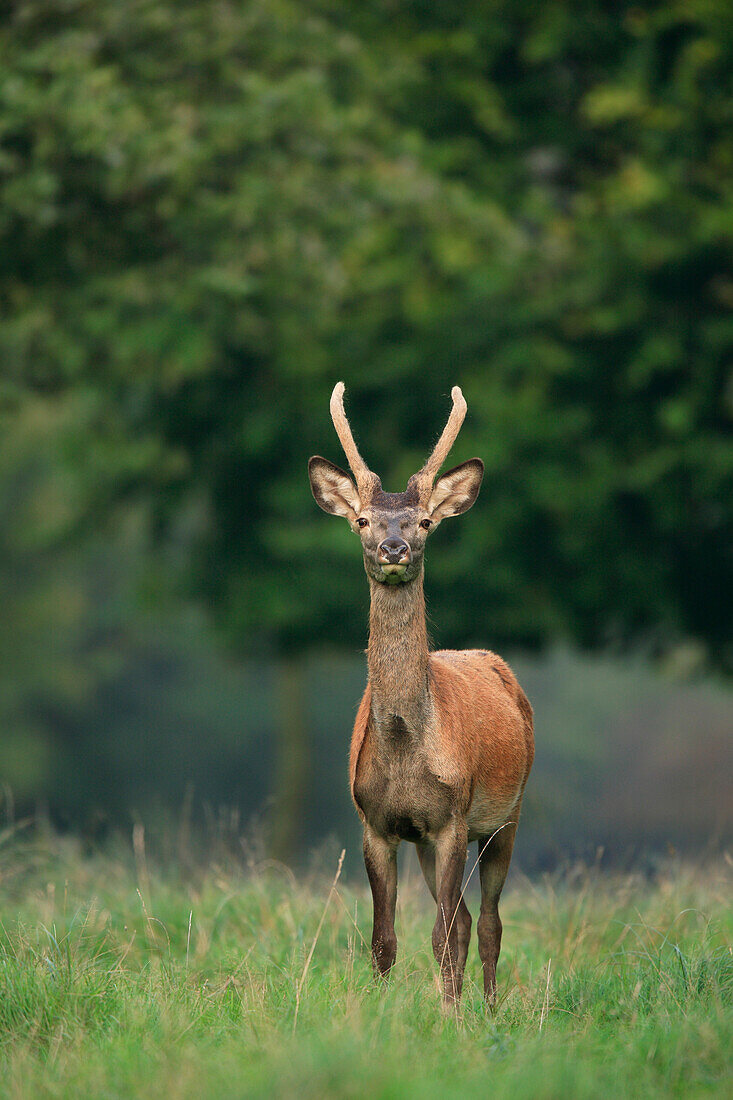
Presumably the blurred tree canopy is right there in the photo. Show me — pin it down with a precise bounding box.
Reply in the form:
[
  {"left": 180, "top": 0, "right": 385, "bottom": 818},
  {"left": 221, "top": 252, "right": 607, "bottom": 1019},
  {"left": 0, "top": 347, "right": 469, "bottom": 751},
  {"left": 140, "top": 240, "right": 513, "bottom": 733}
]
[{"left": 1, "top": 0, "right": 732, "bottom": 679}]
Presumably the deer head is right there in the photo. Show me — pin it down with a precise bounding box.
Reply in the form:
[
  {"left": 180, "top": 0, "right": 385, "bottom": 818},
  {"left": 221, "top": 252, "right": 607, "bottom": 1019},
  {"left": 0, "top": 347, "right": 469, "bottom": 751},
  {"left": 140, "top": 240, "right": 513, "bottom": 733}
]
[{"left": 309, "top": 384, "right": 484, "bottom": 585}]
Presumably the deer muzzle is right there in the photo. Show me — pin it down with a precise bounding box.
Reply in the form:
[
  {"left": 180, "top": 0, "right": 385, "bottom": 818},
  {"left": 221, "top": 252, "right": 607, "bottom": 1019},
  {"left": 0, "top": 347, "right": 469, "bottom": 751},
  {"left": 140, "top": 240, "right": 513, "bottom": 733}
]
[{"left": 377, "top": 538, "right": 411, "bottom": 566}]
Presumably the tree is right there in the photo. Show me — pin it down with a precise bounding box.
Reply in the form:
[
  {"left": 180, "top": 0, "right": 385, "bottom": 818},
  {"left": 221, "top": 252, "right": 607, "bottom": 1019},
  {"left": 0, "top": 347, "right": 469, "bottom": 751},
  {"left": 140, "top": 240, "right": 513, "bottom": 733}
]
[{"left": 2, "top": 0, "right": 732, "bottom": 845}]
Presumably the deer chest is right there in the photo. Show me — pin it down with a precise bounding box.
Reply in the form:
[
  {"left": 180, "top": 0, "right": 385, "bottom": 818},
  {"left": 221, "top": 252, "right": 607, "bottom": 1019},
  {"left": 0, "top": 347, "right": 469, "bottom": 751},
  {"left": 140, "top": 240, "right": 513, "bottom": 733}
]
[{"left": 352, "top": 721, "right": 457, "bottom": 842}]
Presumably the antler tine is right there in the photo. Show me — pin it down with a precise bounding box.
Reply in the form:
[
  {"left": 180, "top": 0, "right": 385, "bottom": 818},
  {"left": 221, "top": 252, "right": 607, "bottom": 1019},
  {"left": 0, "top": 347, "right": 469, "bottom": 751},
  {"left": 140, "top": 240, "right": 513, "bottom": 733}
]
[
  {"left": 413, "top": 386, "right": 467, "bottom": 492},
  {"left": 329, "top": 382, "right": 379, "bottom": 499}
]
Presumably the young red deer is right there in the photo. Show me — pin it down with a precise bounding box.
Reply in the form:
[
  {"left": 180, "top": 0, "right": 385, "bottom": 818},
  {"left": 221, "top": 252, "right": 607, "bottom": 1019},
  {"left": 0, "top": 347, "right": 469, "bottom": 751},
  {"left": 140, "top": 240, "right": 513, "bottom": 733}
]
[{"left": 309, "top": 384, "right": 534, "bottom": 1004}]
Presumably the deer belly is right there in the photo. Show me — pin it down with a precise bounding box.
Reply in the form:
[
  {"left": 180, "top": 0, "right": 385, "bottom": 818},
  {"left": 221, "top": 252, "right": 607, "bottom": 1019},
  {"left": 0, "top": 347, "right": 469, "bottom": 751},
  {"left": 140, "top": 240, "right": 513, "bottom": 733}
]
[{"left": 466, "top": 781, "right": 522, "bottom": 841}]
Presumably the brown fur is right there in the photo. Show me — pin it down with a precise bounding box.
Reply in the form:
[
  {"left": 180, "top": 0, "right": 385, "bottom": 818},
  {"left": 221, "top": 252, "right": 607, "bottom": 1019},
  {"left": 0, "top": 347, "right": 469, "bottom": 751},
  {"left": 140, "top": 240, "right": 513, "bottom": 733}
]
[{"left": 351, "top": 647, "right": 534, "bottom": 838}]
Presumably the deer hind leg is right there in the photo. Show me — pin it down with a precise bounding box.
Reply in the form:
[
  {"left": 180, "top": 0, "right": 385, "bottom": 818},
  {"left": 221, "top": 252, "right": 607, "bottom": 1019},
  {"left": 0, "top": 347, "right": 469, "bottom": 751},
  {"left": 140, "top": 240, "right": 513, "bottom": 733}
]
[
  {"left": 363, "top": 824, "right": 398, "bottom": 981},
  {"left": 477, "top": 817, "right": 518, "bottom": 1004},
  {"left": 431, "top": 821, "right": 470, "bottom": 1005}
]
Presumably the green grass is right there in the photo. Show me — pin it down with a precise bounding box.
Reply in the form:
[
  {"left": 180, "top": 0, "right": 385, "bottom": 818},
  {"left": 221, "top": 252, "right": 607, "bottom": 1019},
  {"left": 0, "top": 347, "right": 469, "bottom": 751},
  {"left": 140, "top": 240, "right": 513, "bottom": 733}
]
[{"left": 0, "top": 833, "right": 731, "bottom": 1098}]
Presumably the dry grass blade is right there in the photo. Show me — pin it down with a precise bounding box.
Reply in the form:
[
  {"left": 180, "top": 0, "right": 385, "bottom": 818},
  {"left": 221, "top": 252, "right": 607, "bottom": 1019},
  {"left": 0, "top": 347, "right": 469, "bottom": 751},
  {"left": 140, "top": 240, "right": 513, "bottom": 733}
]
[
  {"left": 539, "top": 958, "right": 552, "bottom": 1032},
  {"left": 292, "top": 848, "right": 345, "bottom": 1033}
]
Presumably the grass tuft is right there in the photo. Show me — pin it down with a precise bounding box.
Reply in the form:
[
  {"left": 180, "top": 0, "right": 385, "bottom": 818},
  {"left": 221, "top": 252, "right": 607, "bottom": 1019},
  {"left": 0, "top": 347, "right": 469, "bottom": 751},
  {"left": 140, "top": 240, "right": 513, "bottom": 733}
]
[{"left": 0, "top": 835, "right": 730, "bottom": 1098}]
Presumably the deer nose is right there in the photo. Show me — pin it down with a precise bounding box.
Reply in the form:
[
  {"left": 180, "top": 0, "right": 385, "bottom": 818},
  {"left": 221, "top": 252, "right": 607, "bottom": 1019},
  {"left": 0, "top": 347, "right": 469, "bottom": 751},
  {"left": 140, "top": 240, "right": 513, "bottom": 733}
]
[{"left": 378, "top": 537, "right": 411, "bottom": 565}]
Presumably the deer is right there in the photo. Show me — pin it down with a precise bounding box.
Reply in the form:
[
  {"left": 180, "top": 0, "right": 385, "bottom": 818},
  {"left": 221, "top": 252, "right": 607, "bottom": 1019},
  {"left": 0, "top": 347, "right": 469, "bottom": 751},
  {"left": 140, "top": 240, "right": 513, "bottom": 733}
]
[{"left": 308, "top": 383, "right": 534, "bottom": 1006}]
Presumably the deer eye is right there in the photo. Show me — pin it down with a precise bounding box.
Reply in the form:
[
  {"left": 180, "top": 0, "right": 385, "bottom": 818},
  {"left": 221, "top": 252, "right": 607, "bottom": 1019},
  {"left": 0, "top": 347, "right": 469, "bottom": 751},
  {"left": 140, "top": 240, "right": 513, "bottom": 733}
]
[
  {"left": 356, "top": 517, "right": 369, "bottom": 529},
  {"left": 419, "top": 518, "right": 432, "bottom": 530}
]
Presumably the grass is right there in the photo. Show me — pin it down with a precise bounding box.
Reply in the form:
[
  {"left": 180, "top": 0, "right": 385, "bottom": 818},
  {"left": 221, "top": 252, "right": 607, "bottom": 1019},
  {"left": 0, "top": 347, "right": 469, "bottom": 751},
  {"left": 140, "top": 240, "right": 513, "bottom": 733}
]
[{"left": 0, "top": 831, "right": 731, "bottom": 1099}]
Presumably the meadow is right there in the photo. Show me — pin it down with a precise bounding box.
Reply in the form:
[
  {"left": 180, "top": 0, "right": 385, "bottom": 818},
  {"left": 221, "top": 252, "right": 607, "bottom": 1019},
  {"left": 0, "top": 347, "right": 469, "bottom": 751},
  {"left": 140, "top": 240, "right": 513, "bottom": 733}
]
[{"left": 0, "top": 830, "right": 730, "bottom": 1099}]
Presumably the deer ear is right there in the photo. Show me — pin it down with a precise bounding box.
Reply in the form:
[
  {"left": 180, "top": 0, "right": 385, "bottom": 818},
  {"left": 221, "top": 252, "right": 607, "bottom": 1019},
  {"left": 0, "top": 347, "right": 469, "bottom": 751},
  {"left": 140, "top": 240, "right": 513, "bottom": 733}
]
[
  {"left": 427, "top": 459, "right": 484, "bottom": 523},
  {"left": 308, "top": 456, "right": 362, "bottom": 519}
]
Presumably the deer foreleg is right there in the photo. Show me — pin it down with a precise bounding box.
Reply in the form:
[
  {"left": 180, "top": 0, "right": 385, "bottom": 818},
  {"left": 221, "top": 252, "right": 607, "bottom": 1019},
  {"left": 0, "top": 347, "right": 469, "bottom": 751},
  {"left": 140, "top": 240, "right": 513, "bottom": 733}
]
[
  {"left": 432, "top": 820, "right": 469, "bottom": 1004},
  {"left": 363, "top": 824, "right": 398, "bottom": 980}
]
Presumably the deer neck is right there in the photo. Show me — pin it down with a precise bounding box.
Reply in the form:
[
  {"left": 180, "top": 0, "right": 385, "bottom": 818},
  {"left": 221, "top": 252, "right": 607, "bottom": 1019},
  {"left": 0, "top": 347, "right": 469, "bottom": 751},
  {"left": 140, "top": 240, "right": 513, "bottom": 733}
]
[{"left": 366, "top": 567, "right": 432, "bottom": 739}]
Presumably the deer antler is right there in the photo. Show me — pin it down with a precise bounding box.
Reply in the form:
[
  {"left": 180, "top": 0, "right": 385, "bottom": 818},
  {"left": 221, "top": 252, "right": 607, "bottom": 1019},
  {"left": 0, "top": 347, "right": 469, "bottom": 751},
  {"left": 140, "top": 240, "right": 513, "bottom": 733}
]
[
  {"left": 330, "top": 383, "right": 381, "bottom": 501},
  {"left": 410, "top": 386, "right": 467, "bottom": 498}
]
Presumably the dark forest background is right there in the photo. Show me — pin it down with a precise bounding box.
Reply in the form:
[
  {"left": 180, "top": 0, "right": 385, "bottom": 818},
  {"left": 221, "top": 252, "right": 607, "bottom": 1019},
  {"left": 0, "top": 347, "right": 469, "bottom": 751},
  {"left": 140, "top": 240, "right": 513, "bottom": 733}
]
[{"left": 1, "top": 0, "right": 731, "bottom": 870}]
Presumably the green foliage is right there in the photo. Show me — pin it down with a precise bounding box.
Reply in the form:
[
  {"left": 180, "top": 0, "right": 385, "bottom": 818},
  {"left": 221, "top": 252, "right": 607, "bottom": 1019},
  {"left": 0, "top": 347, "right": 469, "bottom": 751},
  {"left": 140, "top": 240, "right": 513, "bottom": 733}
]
[
  {"left": 0, "top": 837, "right": 731, "bottom": 1097},
  {"left": 2, "top": 0, "right": 732, "bottom": 663},
  {"left": 1, "top": 1, "right": 733, "bottom": 843}
]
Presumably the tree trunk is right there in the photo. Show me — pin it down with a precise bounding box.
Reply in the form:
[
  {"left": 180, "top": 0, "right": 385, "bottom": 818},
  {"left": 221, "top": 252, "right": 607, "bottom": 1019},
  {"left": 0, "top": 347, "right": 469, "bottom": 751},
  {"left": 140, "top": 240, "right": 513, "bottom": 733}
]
[{"left": 269, "top": 655, "right": 309, "bottom": 862}]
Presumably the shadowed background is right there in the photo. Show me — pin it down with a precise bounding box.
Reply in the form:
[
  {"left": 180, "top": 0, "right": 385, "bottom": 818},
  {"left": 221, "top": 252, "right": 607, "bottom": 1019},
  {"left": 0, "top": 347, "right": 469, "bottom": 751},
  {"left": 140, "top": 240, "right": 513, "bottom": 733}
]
[{"left": 1, "top": 0, "right": 731, "bottom": 871}]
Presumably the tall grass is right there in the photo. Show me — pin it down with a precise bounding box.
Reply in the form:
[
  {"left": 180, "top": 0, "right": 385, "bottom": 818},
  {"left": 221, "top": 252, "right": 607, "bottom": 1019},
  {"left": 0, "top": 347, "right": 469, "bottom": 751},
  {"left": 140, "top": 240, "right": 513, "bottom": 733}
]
[{"left": 0, "top": 831, "right": 730, "bottom": 1098}]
